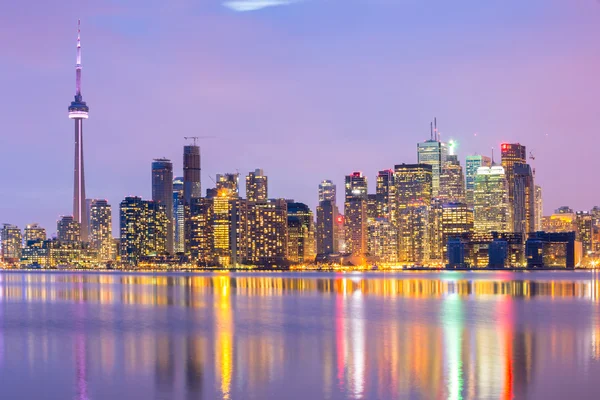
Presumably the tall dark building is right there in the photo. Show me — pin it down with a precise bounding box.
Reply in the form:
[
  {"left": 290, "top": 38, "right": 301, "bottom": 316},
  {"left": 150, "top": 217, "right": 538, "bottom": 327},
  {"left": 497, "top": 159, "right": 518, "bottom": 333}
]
[
  {"left": 57, "top": 216, "right": 81, "bottom": 243},
  {"left": 316, "top": 200, "right": 337, "bottom": 255},
  {"left": 513, "top": 163, "right": 535, "bottom": 235},
  {"left": 183, "top": 145, "right": 201, "bottom": 204},
  {"left": 318, "top": 180, "right": 336, "bottom": 203},
  {"left": 287, "top": 202, "right": 315, "bottom": 263},
  {"left": 345, "top": 172, "right": 368, "bottom": 201},
  {"left": 152, "top": 159, "right": 174, "bottom": 254},
  {"left": 376, "top": 170, "right": 395, "bottom": 219},
  {"left": 173, "top": 177, "right": 185, "bottom": 253},
  {"left": 501, "top": 143, "right": 527, "bottom": 227},
  {"left": 344, "top": 172, "right": 367, "bottom": 257},
  {"left": 246, "top": 169, "right": 268, "bottom": 202},
  {"left": 68, "top": 21, "right": 90, "bottom": 242}
]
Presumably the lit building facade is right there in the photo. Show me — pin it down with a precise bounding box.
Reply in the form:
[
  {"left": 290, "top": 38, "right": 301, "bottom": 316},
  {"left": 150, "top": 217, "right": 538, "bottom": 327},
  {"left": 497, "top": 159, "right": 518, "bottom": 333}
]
[
  {"left": 246, "top": 199, "right": 288, "bottom": 265},
  {"left": 441, "top": 202, "right": 474, "bottom": 259},
  {"left": 1, "top": 224, "right": 22, "bottom": 263},
  {"left": 367, "top": 218, "right": 397, "bottom": 263},
  {"left": 119, "top": 196, "right": 168, "bottom": 265},
  {"left": 500, "top": 143, "right": 526, "bottom": 221},
  {"left": 465, "top": 155, "right": 491, "bottom": 208},
  {"left": 287, "top": 202, "right": 315, "bottom": 263},
  {"left": 473, "top": 166, "right": 510, "bottom": 234},
  {"left": 316, "top": 200, "right": 337, "bottom": 255},
  {"left": 438, "top": 155, "right": 465, "bottom": 204},
  {"left": 152, "top": 158, "right": 174, "bottom": 254},
  {"left": 89, "top": 199, "right": 113, "bottom": 261},
  {"left": 24, "top": 223, "right": 46, "bottom": 245},
  {"left": 576, "top": 211, "right": 594, "bottom": 256},
  {"left": 512, "top": 163, "right": 535, "bottom": 235},
  {"left": 417, "top": 139, "right": 447, "bottom": 198},
  {"left": 318, "top": 180, "right": 336, "bottom": 203},
  {"left": 344, "top": 199, "right": 367, "bottom": 257},
  {"left": 376, "top": 170, "right": 395, "bottom": 219},
  {"left": 173, "top": 177, "right": 185, "bottom": 253},
  {"left": 534, "top": 185, "right": 543, "bottom": 231},
  {"left": 394, "top": 164, "right": 433, "bottom": 264},
  {"left": 217, "top": 173, "right": 240, "bottom": 197},
  {"left": 183, "top": 144, "right": 201, "bottom": 204},
  {"left": 344, "top": 172, "right": 367, "bottom": 201},
  {"left": 246, "top": 169, "right": 268, "bottom": 202},
  {"left": 57, "top": 216, "right": 81, "bottom": 243}
]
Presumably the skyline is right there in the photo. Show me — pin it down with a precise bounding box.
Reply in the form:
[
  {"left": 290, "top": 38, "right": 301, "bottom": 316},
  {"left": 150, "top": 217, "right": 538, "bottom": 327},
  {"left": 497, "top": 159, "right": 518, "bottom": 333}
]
[{"left": 1, "top": 1, "right": 600, "bottom": 234}]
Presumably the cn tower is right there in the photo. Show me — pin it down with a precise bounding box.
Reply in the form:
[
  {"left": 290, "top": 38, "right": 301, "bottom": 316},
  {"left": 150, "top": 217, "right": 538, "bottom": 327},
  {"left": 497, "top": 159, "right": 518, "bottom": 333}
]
[{"left": 68, "top": 20, "right": 89, "bottom": 242}]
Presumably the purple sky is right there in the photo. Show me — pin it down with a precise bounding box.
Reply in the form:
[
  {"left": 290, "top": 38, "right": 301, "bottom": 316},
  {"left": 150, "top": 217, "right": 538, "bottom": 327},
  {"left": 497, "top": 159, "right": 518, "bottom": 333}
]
[{"left": 1, "top": 0, "right": 599, "bottom": 235}]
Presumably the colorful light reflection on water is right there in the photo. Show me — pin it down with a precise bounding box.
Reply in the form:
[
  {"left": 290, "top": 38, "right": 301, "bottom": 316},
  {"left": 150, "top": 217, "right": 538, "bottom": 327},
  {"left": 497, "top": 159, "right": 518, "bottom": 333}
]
[{"left": 1, "top": 271, "right": 600, "bottom": 399}]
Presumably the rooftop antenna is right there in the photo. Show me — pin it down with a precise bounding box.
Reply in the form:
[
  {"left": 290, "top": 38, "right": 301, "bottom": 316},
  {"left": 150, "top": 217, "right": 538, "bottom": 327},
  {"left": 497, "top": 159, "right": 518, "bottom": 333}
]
[
  {"left": 184, "top": 136, "right": 215, "bottom": 146},
  {"left": 491, "top": 147, "right": 495, "bottom": 165},
  {"left": 434, "top": 117, "right": 438, "bottom": 141},
  {"left": 430, "top": 122, "right": 433, "bottom": 140}
]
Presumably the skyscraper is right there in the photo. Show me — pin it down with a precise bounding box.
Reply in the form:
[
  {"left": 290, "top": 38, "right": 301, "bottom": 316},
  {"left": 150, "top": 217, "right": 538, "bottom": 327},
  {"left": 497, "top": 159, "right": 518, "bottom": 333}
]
[
  {"left": 344, "top": 172, "right": 368, "bottom": 201},
  {"left": 183, "top": 144, "right": 201, "bottom": 204},
  {"left": 173, "top": 177, "right": 185, "bottom": 253},
  {"left": 576, "top": 211, "right": 594, "bottom": 256},
  {"left": 501, "top": 143, "right": 527, "bottom": 220},
  {"left": 246, "top": 199, "right": 288, "bottom": 265},
  {"left": 465, "top": 155, "right": 492, "bottom": 208},
  {"left": 367, "top": 218, "right": 398, "bottom": 263},
  {"left": 1, "top": 224, "right": 22, "bottom": 263},
  {"left": 318, "top": 180, "right": 336, "bottom": 203},
  {"left": 152, "top": 159, "right": 174, "bottom": 254},
  {"left": 246, "top": 169, "right": 268, "bottom": 202},
  {"left": 441, "top": 202, "right": 473, "bottom": 259},
  {"left": 68, "top": 21, "right": 90, "bottom": 242},
  {"left": 316, "top": 200, "right": 337, "bottom": 255},
  {"left": 534, "top": 185, "right": 543, "bottom": 232},
  {"left": 57, "top": 216, "right": 81, "bottom": 243},
  {"left": 287, "top": 202, "right": 315, "bottom": 263},
  {"left": 89, "top": 199, "right": 113, "bottom": 261},
  {"left": 376, "top": 170, "right": 395, "bottom": 219},
  {"left": 513, "top": 163, "right": 535, "bottom": 235},
  {"left": 394, "top": 164, "right": 433, "bottom": 264},
  {"left": 473, "top": 166, "right": 510, "bottom": 234},
  {"left": 417, "top": 121, "right": 447, "bottom": 198},
  {"left": 438, "top": 155, "right": 466, "bottom": 204}
]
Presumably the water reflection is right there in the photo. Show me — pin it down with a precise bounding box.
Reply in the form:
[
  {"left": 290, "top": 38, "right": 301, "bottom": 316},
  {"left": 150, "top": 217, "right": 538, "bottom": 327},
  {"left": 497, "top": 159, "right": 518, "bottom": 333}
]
[{"left": 0, "top": 272, "right": 599, "bottom": 399}]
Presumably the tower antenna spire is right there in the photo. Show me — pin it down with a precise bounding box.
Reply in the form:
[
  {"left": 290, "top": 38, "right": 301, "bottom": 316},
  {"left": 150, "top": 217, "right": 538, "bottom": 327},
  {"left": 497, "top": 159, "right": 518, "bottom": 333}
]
[
  {"left": 435, "top": 117, "right": 438, "bottom": 141},
  {"left": 430, "top": 122, "right": 433, "bottom": 141},
  {"left": 76, "top": 19, "right": 82, "bottom": 97}
]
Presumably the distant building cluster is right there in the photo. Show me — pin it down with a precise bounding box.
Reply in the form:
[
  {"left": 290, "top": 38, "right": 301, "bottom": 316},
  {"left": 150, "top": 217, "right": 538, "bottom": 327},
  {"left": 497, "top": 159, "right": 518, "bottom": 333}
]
[{"left": 1, "top": 25, "right": 597, "bottom": 269}]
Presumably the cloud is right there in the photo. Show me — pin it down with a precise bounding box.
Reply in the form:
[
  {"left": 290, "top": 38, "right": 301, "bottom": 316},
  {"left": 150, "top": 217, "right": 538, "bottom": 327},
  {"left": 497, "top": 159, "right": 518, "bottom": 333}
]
[{"left": 223, "top": 0, "right": 301, "bottom": 12}]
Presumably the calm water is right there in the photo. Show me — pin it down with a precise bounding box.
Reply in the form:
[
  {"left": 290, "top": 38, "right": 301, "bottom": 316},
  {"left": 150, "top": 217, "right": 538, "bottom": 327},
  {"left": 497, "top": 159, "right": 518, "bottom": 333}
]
[{"left": 2, "top": 271, "right": 600, "bottom": 399}]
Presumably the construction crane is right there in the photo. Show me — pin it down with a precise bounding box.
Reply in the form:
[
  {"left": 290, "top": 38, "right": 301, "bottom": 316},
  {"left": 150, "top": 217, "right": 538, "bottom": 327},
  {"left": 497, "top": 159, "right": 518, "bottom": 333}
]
[
  {"left": 529, "top": 151, "right": 536, "bottom": 176},
  {"left": 183, "top": 136, "right": 215, "bottom": 146}
]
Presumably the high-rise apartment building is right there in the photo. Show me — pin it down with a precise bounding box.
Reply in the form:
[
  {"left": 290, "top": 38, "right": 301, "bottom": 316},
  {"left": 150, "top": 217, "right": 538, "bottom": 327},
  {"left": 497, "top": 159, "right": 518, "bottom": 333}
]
[
  {"left": 119, "top": 197, "right": 168, "bottom": 265},
  {"left": 367, "top": 218, "right": 397, "bottom": 263},
  {"left": 57, "top": 216, "right": 81, "bottom": 243},
  {"left": 473, "top": 166, "right": 510, "bottom": 234},
  {"left": 246, "top": 199, "right": 288, "bottom": 265},
  {"left": 316, "top": 200, "right": 337, "bottom": 255},
  {"left": 345, "top": 172, "right": 368, "bottom": 201},
  {"left": 1, "top": 224, "right": 22, "bottom": 263},
  {"left": 513, "top": 163, "right": 535, "bottom": 235},
  {"left": 439, "top": 155, "right": 466, "bottom": 204},
  {"left": 152, "top": 159, "right": 174, "bottom": 254},
  {"left": 465, "top": 155, "right": 491, "bottom": 208},
  {"left": 576, "top": 211, "right": 594, "bottom": 255},
  {"left": 501, "top": 143, "right": 526, "bottom": 221},
  {"left": 246, "top": 169, "right": 268, "bottom": 202},
  {"left": 318, "top": 180, "right": 336, "bottom": 203},
  {"left": 417, "top": 123, "right": 447, "bottom": 198},
  {"left": 287, "top": 202, "right": 315, "bottom": 263},
  {"left": 89, "top": 199, "right": 113, "bottom": 261},
  {"left": 24, "top": 223, "right": 46, "bottom": 245},
  {"left": 376, "top": 170, "right": 395, "bottom": 219},
  {"left": 217, "top": 173, "right": 240, "bottom": 197},
  {"left": 173, "top": 177, "right": 185, "bottom": 253},
  {"left": 394, "top": 164, "right": 433, "bottom": 264},
  {"left": 68, "top": 21, "right": 90, "bottom": 242}
]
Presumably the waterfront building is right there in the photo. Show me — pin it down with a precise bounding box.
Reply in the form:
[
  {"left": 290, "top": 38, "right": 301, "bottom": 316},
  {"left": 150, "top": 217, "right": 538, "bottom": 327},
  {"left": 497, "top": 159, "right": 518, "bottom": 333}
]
[
  {"left": 501, "top": 143, "right": 526, "bottom": 223},
  {"left": 68, "top": 21, "right": 90, "bottom": 242},
  {"left": 526, "top": 231, "right": 577, "bottom": 269},
  {"left": 417, "top": 122, "right": 447, "bottom": 197},
  {"left": 318, "top": 180, "right": 336, "bottom": 203},
  {"left": 1, "top": 224, "right": 22, "bottom": 263},
  {"left": 212, "top": 189, "right": 233, "bottom": 266},
  {"left": 473, "top": 166, "right": 510, "bottom": 234},
  {"left": 173, "top": 177, "right": 185, "bottom": 253},
  {"left": 438, "top": 155, "right": 466, "bottom": 204},
  {"left": 534, "top": 185, "right": 543, "bottom": 231},
  {"left": 57, "top": 216, "right": 81, "bottom": 243},
  {"left": 246, "top": 199, "right": 288, "bottom": 265},
  {"left": 344, "top": 172, "right": 367, "bottom": 201},
  {"left": 316, "top": 200, "right": 337, "bottom": 255},
  {"left": 441, "top": 202, "right": 474, "bottom": 260},
  {"left": 465, "top": 155, "right": 492, "bottom": 208},
  {"left": 512, "top": 163, "right": 535, "bottom": 235},
  {"left": 542, "top": 210, "right": 576, "bottom": 233},
  {"left": 119, "top": 197, "right": 168, "bottom": 265},
  {"left": 576, "top": 211, "right": 594, "bottom": 256},
  {"left": 429, "top": 199, "right": 444, "bottom": 263},
  {"left": 394, "top": 164, "right": 433, "bottom": 264},
  {"left": 189, "top": 198, "right": 213, "bottom": 264},
  {"left": 216, "top": 173, "right": 240, "bottom": 197},
  {"left": 89, "top": 199, "right": 113, "bottom": 261},
  {"left": 152, "top": 159, "right": 174, "bottom": 254},
  {"left": 246, "top": 169, "right": 268, "bottom": 202},
  {"left": 24, "top": 223, "right": 47, "bottom": 245},
  {"left": 367, "top": 218, "right": 397, "bottom": 263},
  {"left": 344, "top": 199, "right": 367, "bottom": 258},
  {"left": 287, "top": 202, "right": 315, "bottom": 263},
  {"left": 376, "top": 170, "right": 395, "bottom": 219}
]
